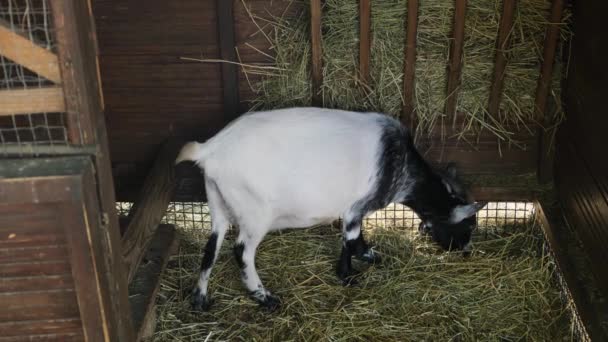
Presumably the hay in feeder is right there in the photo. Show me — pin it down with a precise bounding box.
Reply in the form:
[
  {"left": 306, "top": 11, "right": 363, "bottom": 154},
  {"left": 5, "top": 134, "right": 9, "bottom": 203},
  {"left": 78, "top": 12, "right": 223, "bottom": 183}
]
[
  {"left": 151, "top": 215, "right": 572, "bottom": 341},
  {"left": 243, "top": 0, "right": 571, "bottom": 146}
]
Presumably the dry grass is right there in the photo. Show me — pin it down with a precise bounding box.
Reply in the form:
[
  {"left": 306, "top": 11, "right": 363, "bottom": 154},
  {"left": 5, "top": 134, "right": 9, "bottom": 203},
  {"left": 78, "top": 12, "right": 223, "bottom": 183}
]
[
  {"left": 149, "top": 204, "right": 573, "bottom": 341},
  {"left": 241, "top": 0, "right": 572, "bottom": 147}
]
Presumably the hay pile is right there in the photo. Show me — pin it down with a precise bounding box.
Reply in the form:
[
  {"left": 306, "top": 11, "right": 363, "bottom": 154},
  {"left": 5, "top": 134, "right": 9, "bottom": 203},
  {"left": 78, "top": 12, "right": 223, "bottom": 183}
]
[
  {"left": 243, "top": 0, "right": 571, "bottom": 146},
  {"left": 151, "top": 216, "right": 572, "bottom": 341}
]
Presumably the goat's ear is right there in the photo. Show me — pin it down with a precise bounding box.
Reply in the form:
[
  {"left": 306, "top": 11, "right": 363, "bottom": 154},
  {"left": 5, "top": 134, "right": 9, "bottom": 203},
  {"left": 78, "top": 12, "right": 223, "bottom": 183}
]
[{"left": 449, "top": 202, "right": 486, "bottom": 223}]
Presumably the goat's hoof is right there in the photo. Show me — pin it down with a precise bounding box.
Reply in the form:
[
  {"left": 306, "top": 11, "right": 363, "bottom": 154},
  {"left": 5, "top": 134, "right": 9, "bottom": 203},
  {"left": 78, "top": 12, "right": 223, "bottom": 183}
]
[
  {"left": 251, "top": 289, "right": 281, "bottom": 312},
  {"left": 357, "top": 248, "right": 381, "bottom": 264},
  {"left": 338, "top": 269, "right": 361, "bottom": 286},
  {"left": 190, "top": 288, "right": 214, "bottom": 312}
]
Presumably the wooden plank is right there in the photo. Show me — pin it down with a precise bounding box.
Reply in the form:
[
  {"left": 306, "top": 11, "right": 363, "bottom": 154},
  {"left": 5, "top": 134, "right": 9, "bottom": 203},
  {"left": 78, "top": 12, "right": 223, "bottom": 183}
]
[
  {"left": 0, "top": 177, "right": 78, "bottom": 205},
  {"left": 358, "top": 0, "right": 371, "bottom": 85},
  {"left": 536, "top": 0, "right": 564, "bottom": 183},
  {"left": 0, "top": 87, "right": 65, "bottom": 116},
  {"left": 0, "top": 19, "right": 62, "bottom": 84},
  {"left": 122, "top": 140, "right": 179, "bottom": 282},
  {"left": 0, "top": 274, "right": 73, "bottom": 293},
  {"left": 50, "top": 2, "right": 136, "bottom": 340},
  {"left": 534, "top": 0, "right": 564, "bottom": 122},
  {"left": 0, "top": 260, "right": 71, "bottom": 278},
  {"left": 445, "top": 0, "right": 467, "bottom": 123},
  {"left": 488, "top": 0, "right": 516, "bottom": 119},
  {"left": 60, "top": 202, "right": 109, "bottom": 342},
  {"left": 0, "top": 318, "right": 82, "bottom": 338},
  {"left": 0, "top": 289, "right": 77, "bottom": 311},
  {"left": 0, "top": 300, "right": 79, "bottom": 323},
  {"left": 535, "top": 201, "right": 608, "bottom": 340},
  {"left": 217, "top": 0, "right": 240, "bottom": 122},
  {"left": 129, "top": 225, "right": 178, "bottom": 341},
  {"left": 310, "top": 0, "right": 323, "bottom": 106},
  {"left": 402, "top": 0, "right": 419, "bottom": 128}
]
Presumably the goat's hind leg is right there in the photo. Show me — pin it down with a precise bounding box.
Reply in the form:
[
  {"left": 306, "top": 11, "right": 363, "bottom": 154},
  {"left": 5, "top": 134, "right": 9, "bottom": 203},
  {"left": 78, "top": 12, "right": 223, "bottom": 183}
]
[
  {"left": 191, "top": 180, "right": 229, "bottom": 311},
  {"left": 233, "top": 228, "right": 280, "bottom": 311}
]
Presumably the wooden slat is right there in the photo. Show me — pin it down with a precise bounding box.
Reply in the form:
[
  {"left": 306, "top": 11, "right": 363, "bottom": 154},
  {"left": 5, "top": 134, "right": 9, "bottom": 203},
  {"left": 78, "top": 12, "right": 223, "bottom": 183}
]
[
  {"left": 0, "top": 87, "right": 65, "bottom": 116},
  {"left": 129, "top": 225, "right": 178, "bottom": 341},
  {"left": 534, "top": 0, "right": 564, "bottom": 122},
  {"left": 402, "top": 0, "right": 419, "bottom": 128},
  {"left": 358, "top": 0, "right": 371, "bottom": 85},
  {"left": 535, "top": 0, "right": 564, "bottom": 183},
  {"left": 0, "top": 19, "right": 62, "bottom": 84},
  {"left": 0, "top": 274, "right": 73, "bottom": 293},
  {"left": 446, "top": 0, "right": 467, "bottom": 124},
  {"left": 488, "top": 0, "right": 517, "bottom": 118},
  {"left": 217, "top": 0, "right": 240, "bottom": 122},
  {"left": 310, "top": 0, "right": 323, "bottom": 106},
  {"left": 122, "top": 140, "right": 179, "bottom": 282},
  {"left": 0, "top": 318, "right": 82, "bottom": 338}
]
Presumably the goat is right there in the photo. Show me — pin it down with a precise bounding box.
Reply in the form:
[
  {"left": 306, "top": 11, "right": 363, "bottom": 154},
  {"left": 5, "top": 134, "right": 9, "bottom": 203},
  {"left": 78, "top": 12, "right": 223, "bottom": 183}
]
[{"left": 175, "top": 107, "right": 484, "bottom": 311}]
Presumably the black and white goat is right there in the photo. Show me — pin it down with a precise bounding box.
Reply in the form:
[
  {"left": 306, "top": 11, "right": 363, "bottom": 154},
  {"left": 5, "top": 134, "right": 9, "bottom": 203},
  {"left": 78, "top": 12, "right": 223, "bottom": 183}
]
[{"left": 175, "top": 107, "right": 484, "bottom": 311}]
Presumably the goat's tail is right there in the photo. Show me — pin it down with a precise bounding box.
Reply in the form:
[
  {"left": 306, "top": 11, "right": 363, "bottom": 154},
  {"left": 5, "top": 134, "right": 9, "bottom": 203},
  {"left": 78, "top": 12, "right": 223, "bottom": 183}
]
[{"left": 175, "top": 141, "right": 207, "bottom": 165}]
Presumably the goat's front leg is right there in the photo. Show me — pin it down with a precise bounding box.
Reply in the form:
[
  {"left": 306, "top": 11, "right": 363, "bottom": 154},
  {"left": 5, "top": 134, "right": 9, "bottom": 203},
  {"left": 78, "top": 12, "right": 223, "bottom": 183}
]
[{"left": 337, "top": 216, "right": 381, "bottom": 285}]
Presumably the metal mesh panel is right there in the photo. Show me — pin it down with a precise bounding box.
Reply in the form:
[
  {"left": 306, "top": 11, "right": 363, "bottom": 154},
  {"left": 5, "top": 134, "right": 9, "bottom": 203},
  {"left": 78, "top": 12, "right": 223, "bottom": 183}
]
[
  {"left": 0, "top": 0, "right": 68, "bottom": 155},
  {"left": 116, "top": 201, "right": 534, "bottom": 237}
]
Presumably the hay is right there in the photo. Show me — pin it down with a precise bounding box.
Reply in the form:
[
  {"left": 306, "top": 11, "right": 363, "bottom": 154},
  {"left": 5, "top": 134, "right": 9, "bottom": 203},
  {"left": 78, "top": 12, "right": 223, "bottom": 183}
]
[
  {"left": 244, "top": 0, "right": 572, "bottom": 146},
  {"left": 151, "top": 216, "right": 572, "bottom": 341}
]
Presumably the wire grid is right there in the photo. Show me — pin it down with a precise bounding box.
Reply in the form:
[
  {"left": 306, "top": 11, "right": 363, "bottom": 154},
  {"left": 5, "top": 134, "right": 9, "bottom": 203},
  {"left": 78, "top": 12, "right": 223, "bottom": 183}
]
[
  {"left": 116, "top": 201, "right": 535, "bottom": 236},
  {"left": 0, "top": 0, "right": 68, "bottom": 155}
]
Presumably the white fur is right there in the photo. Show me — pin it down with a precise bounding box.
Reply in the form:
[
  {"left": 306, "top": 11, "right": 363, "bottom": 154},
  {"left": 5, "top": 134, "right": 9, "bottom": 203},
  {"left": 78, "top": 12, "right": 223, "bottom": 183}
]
[{"left": 178, "top": 107, "right": 385, "bottom": 232}]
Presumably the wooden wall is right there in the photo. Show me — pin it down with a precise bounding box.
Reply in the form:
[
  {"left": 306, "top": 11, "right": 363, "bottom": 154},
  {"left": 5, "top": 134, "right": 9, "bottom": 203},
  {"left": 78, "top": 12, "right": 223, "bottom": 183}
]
[
  {"left": 557, "top": 0, "right": 608, "bottom": 293},
  {"left": 93, "top": 0, "right": 541, "bottom": 201}
]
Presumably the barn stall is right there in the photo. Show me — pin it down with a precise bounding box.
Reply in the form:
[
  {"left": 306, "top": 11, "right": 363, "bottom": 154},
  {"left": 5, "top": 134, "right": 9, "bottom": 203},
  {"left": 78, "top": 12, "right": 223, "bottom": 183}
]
[{"left": 0, "top": 0, "right": 606, "bottom": 341}]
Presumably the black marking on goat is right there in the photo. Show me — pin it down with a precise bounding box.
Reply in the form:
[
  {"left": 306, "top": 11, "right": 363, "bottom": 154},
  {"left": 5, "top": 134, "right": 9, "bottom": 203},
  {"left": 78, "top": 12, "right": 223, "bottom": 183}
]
[
  {"left": 233, "top": 242, "right": 246, "bottom": 269},
  {"left": 200, "top": 232, "right": 218, "bottom": 270},
  {"left": 344, "top": 219, "right": 360, "bottom": 232}
]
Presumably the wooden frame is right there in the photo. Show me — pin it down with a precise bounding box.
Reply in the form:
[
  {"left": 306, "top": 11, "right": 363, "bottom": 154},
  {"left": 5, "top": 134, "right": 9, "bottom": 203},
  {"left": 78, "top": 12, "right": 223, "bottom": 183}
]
[{"left": 0, "top": 157, "right": 129, "bottom": 341}]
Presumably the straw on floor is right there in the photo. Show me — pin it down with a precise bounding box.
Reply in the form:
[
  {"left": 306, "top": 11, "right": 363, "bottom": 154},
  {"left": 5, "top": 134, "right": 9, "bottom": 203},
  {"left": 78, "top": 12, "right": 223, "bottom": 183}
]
[{"left": 151, "top": 214, "right": 571, "bottom": 341}]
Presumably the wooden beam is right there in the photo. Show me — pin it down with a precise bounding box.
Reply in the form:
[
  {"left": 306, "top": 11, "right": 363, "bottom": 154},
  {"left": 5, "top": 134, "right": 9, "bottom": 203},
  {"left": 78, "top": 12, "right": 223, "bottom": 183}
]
[
  {"left": 536, "top": 0, "right": 565, "bottom": 183},
  {"left": 534, "top": 0, "right": 564, "bottom": 122},
  {"left": 128, "top": 225, "right": 178, "bottom": 342},
  {"left": 446, "top": 0, "right": 467, "bottom": 125},
  {"left": 402, "top": 0, "right": 419, "bottom": 128},
  {"left": 0, "top": 87, "right": 65, "bottom": 116},
  {"left": 0, "top": 19, "right": 62, "bottom": 84},
  {"left": 488, "top": 0, "right": 517, "bottom": 119},
  {"left": 359, "top": 0, "right": 371, "bottom": 85},
  {"left": 216, "top": 0, "right": 240, "bottom": 123},
  {"left": 122, "top": 140, "right": 179, "bottom": 283},
  {"left": 310, "top": 0, "right": 323, "bottom": 106}
]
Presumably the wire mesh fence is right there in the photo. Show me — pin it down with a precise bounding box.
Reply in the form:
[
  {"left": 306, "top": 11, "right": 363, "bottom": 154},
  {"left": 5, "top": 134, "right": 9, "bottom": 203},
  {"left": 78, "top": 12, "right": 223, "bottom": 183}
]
[
  {"left": 116, "top": 201, "right": 535, "bottom": 236},
  {"left": 0, "top": 0, "right": 68, "bottom": 156}
]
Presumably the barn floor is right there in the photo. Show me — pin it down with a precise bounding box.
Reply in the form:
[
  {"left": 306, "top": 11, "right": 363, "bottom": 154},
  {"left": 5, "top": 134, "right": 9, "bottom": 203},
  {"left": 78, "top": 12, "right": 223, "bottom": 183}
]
[{"left": 137, "top": 203, "right": 575, "bottom": 341}]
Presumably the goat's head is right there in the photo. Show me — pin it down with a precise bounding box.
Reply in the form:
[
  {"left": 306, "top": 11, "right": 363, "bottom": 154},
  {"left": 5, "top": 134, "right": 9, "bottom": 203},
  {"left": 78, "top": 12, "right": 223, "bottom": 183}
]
[{"left": 417, "top": 163, "right": 485, "bottom": 253}]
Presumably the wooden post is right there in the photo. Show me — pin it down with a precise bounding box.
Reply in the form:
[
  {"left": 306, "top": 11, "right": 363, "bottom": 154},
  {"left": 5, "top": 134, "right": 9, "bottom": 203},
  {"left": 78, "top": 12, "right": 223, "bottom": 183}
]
[
  {"left": 311, "top": 0, "right": 323, "bottom": 106},
  {"left": 402, "top": 0, "right": 419, "bottom": 128},
  {"left": 446, "top": 0, "right": 467, "bottom": 126},
  {"left": 535, "top": 0, "right": 564, "bottom": 183},
  {"left": 121, "top": 140, "right": 179, "bottom": 282},
  {"left": 488, "top": 0, "right": 517, "bottom": 119},
  {"left": 50, "top": 1, "right": 135, "bottom": 340},
  {"left": 217, "top": 0, "right": 240, "bottom": 123},
  {"left": 359, "top": 0, "right": 371, "bottom": 85}
]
